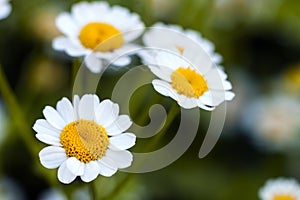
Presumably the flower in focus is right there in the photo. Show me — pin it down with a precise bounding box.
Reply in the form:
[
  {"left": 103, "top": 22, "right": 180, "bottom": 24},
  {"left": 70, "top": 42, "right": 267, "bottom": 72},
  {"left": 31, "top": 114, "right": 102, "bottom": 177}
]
[
  {"left": 0, "top": 0, "right": 11, "bottom": 20},
  {"left": 142, "top": 22, "right": 222, "bottom": 65},
  {"left": 33, "top": 94, "right": 136, "bottom": 184},
  {"left": 259, "top": 177, "right": 300, "bottom": 200},
  {"left": 139, "top": 22, "right": 234, "bottom": 110},
  {"left": 53, "top": 1, "right": 144, "bottom": 73},
  {"left": 242, "top": 95, "right": 300, "bottom": 152},
  {"left": 140, "top": 51, "right": 234, "bottom": 110}
]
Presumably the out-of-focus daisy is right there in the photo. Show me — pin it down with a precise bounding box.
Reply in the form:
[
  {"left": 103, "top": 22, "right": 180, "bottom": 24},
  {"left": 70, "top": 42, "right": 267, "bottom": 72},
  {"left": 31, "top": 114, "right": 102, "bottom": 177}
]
[
  {"left": 0, "top": 176, "right": 25, "bottom": 200},
  {"left": 259, "top": 177, "right": 300, "bottom": 200},
  {"left": 140, "top": 51, "right": 234, "bottom": 110},
  {"left": 38, "top": 188, "right": 67, "bottom": 200},
  {"left": 0, "top": 0, "right": 11, "bottom": 20},
  {"left": 142, "top": 22, "right": 222, "bottom": 65},
  {"left": 242, "top": 95, "right": 300, "bottom": 152},
  {"left": 53, "top": 1, "right": 144, "bottom": 73},
  {"left": 33, "top": 94, "right": 136, "bottom": 184}
]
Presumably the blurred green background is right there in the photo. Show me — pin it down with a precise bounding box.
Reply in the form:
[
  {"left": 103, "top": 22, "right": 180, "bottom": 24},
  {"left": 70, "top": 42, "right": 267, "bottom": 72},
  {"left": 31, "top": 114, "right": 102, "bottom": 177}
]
[{"left": 0, "top": 0, "right": 300, "bottom": 199}]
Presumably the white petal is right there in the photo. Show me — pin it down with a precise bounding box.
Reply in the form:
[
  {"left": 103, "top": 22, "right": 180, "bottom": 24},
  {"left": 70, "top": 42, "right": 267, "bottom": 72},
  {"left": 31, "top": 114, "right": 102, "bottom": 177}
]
[
  {"left": 33, "top": 119, "right": 60, "bottom": 137},
  {"left": 55, "top": 12, "right": 78, "bottom": 37},
  {"left": 152, "top": 79, "right": 175, "bottom": 100},
  {"left": 36, "top": 133, "right": 62, "bottom": 146},
  {"left": 152, "top": 79, "right": 173, "bottom": 97},
  {"left": 148, "top": 65, "right": 173, "bottom": 82},
  {"left": 78, "top": 94, "right": 99, "bottom": 120},
  {"left": 0, "top": 3, "right": 11, "bottom": 19},
  {"left": 106, "top": 115, "right": 132, "bottom": 136},
  {"left": 123, "top": 25, "right": 144, "bottom": 42},
  {"left": 109, "top": 133, "right": 136, "bottom": 150},
  {"left": 39, "top": 146, "right": 67, "bottom": 169},
  {"left": 66, "top": 157, "right": 84, "bottom": 176},
  {"left": 205, "top": 67, "right": 232, "bottom": 90},
  {"left": 52, "top": 37, "right": 88, "bottom": 56},
  {"left": 97, "top": 159, "right": 117, "bottom": 177},
  {"left": 58, "top": 160, "right": 77, "bottom": 184},
  {"left": 105, "top": 150, "right": 133, "bottom": 169},
  {"left": 43, "top": 106, "right": 66, "bottom": 130},
  {"left": 81, "top": 161, "right": 99, "bottom": 182},
  {"left": 84, "top": 54, "right": 104, "bottom": 73},
  {"left": 56, "top": 97, "right": 75, "bottom": 124},
  {"left": 216, "top": 66, "right": 228, "bottom": 80},
  {"left": 111, "top": 56, "right": 131, "bottom": 67},
  {"left": 199, "top": 90, "right": 222, "bottom": 106},
  {"left": 72, "top": 2, "right": 110, "bottom": 26},
  {"left": 95, "top": 100, "right": 119, "bottom": 127},
  {"left": 73, "top": 95, "right": 80, "bottom": 120},
  {"left": 225, "top": 91, "right": 235, "bottom": 101},
  {"left": 176, "top": 95, "right": 198, "bottom": 109}
]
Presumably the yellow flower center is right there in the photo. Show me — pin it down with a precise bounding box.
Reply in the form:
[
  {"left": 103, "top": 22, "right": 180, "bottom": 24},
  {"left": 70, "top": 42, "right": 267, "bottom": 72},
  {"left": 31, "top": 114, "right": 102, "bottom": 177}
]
[
  {"left": 171, "top": 67, "right": 208, "bottom": 98},
  {"left": 78, "top": 22, "right": 124, "bottom": 52},
  {"left": 273, "top": 194, "right": 296, "bottom": 200},
  {"left": 60, "top": 119, "right": 109, "bottom": 163}
]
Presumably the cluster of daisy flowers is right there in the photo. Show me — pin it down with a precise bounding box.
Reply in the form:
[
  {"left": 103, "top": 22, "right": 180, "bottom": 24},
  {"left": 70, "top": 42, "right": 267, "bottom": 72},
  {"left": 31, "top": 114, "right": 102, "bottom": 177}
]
[
  {"left": 34, "top": 1, "right": 235, "bottom": 184},
  {"left": 259, "top": 177, "right": 300, "bottom": 200}
]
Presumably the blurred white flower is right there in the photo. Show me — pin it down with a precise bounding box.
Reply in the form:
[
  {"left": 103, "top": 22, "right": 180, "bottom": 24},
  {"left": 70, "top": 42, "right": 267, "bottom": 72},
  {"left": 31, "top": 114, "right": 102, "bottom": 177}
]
[
  {"left": 259, "top": 177, "right": 300, "bottom": 200},
  {"left": 53, "top": 1, "right": 144, "bottom": 73},
  {"left": 0, "top": 177, "right": 25, "bottom": 200},
  {"left": 38, "top": 188, "right": 67, "bottom": 200},
  {"left": 0, "top": 0, "right": 11, "bottom": 20},
  {"left": 142, "top": 22, "right": 222, "bottom": 65},
  {"left": 33, "top": 94, "right": 136, "bottom": 184},
  {"left": 242, "top": 95, "right": 300, "bottom": 151}
]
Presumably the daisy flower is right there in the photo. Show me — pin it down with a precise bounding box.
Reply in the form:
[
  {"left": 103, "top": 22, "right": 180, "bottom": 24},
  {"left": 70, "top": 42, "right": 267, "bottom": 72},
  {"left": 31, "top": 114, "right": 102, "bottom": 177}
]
[
  {"left": 140, "top": 50, "right": 234, "bottom": 110},
  {"left": 0, "top": 0, "right": 11, "bottom": 20},
  {"left": 53, "top": 1, "right": 144, "bottom": 73},
  {"left": 33, "top": 94, "right": 136, "bottom": 184},
  {"left": 259, "top": 177, "right": 300, "bottom": 200},
  {"left": 142, "top": 22, "right": 222, "bottom": 65},
  {"left": 139, "top": 22, "right": 234, "bottom": 110},
  {"left": 242, "top": 95, "right": 300, "bottom": 152}
]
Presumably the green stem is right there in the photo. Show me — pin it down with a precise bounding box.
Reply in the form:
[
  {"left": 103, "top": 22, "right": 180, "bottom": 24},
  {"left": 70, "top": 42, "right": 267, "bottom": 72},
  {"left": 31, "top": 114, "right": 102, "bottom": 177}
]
[
  {"left": 144, "top": 102, "right": 179, "bottom": 152},
  {"left": 0, "top": 66, "right": 38, "bottom": 154},
  {"left": 0, "top": 65, "right": 55, "bottom": 185},
  {"left": 103, "top": 102, "right": 180, "bottom": 199},
  {"left": 102, "top": 174, "right": 132, "bottom": 200}
]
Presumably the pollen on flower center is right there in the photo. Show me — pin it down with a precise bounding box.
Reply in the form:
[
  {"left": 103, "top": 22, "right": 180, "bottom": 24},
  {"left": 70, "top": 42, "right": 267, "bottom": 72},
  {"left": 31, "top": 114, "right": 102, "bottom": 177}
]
[
  {"left": 273, "top": 195, "right": 296, "bottom": 200},
  {"left": 60, "top": 119, "right": 109, "bottom": 163},
  {"left": 171, "top": 66, "right": 208, "bottom": 98},
  {"left": 78, "top": 22, "right": 124, "bottom": 52}
]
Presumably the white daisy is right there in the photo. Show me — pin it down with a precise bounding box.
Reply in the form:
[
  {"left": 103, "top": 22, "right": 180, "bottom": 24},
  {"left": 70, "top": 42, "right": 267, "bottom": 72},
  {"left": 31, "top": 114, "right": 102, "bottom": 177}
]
[
  {"left": 33, "top": 94, "right": 136, "bottom": 184},
  {"left": 242, "top": 95, "right": 300, "bottom": 152},
  {"left": 0, "top": 0, "right": 11, "bottom": 20},
  {"left": 259, "top": 178, "right": 300, "bottom": 200},
  {"left": 142, "top": 22, "right": 222, "bottom": 65},
  {"left": 140, "top": 50, "right": 234, "bottom": 110},
  {"left": 53, "top": 1, "right": 144, "bottom": 73}
]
